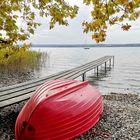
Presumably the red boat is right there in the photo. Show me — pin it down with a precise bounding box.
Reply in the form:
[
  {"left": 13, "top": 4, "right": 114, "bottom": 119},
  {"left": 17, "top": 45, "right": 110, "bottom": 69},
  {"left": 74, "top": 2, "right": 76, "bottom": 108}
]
[{"left": 15, "top": 79, "right": 103, "bottom": 140}]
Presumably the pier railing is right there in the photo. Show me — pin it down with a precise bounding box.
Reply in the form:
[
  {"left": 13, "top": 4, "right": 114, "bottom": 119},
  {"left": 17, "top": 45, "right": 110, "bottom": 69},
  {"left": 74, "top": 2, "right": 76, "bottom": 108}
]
[{"left": 0, "top": 56, "right": 114, "bottom": 108}]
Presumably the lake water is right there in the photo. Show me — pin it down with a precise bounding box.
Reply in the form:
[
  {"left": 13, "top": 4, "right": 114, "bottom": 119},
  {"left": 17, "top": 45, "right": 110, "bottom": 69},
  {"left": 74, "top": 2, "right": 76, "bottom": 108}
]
[{"left": 32, "top": 46, "right": 140, "bottom": 95}]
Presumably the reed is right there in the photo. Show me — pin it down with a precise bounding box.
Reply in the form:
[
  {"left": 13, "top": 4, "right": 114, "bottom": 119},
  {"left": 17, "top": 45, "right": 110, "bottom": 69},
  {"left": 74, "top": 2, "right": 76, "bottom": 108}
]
[{"left": 0, "top": 44, "right": 47, "bottom": 74}]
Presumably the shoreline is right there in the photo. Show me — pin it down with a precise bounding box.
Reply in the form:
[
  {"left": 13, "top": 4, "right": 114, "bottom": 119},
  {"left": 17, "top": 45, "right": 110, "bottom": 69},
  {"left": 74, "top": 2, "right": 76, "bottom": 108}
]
[{"left": 0, "top": 93, "right": 139, "bottom": 140}]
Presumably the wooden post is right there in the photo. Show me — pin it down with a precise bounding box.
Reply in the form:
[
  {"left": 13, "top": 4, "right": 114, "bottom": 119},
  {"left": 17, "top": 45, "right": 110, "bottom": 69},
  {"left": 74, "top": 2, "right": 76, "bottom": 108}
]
[
  {"left": 112, "top": 56, "right": 114, "bottom": 66},
  {"left": 105, "top": 62, "right": 107, "bottom": 73},
  {"left": 82, "top": 72, "right": 86, "bottom": 81},
  {"left": 109, "top": 59, "right": 111, "bottom": 70},
  {"left": 97, "top": 66, "right": 99, "bottom": 77}
]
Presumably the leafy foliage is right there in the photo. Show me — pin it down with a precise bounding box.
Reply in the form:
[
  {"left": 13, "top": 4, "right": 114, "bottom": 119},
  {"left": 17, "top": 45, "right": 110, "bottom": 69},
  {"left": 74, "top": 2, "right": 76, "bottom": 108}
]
[
  {"left": 0, "top": 0, "right": 140, "bottom": 46},
  {"left": 0, "top": 0, "right": 78, "bottom": 47},
  {"left": 82, "top": 0, "right": 140, "bottom": 43},
  {"left": 0, "top": 0, "right": 78, "bottom": 68}
]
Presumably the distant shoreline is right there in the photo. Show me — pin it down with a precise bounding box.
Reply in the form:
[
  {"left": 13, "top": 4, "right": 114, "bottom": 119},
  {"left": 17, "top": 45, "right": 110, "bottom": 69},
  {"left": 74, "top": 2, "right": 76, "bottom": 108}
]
[{"left": 31, "top": 44, "right": 140, "bottom": 48}]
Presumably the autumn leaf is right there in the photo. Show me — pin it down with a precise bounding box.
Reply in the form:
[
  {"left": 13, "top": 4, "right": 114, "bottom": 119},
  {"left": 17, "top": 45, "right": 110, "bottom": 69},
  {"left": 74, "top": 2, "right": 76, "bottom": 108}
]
[{"left": 121, "top": 23, "right": 131, "bottom": 31}]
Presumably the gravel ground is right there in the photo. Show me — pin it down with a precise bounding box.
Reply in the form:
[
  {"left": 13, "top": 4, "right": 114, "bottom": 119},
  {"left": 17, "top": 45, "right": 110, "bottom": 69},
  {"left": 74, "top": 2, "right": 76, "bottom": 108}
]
[
  {"left": 0, "top": 71, "right": 35, "bottom": 88},
  {"left": 75, "top": 93, "right": 140, "bottom": 140},
  {"left": 0, "top": 92, "right": 139, "bottom": 140}
]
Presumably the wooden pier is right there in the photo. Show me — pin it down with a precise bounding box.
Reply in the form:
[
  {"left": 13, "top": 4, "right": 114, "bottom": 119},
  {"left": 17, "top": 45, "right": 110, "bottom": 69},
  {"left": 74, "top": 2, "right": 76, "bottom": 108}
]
[{"left": 0, "top": 56, "right": 114, "bottom": 108}]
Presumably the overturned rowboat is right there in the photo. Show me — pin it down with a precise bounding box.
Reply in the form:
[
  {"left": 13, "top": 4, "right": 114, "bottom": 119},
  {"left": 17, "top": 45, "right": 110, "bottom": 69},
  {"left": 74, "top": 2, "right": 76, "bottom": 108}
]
[{"left": 15, "top": 79, "right": 103, "bottom": 140}]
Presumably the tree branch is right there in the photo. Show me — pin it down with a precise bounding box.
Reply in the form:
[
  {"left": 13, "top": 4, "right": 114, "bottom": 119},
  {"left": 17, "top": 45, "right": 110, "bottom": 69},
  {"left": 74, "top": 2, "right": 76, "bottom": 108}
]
[{"left": 111, "top": 0, "right": 125, "bottom": 11}]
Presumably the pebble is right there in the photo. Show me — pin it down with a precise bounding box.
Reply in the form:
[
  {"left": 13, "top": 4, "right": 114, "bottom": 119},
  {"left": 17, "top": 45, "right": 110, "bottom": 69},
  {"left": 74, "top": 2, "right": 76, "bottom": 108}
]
[{"left": 0, "top": 73, "right": 140, "bottom": 140}]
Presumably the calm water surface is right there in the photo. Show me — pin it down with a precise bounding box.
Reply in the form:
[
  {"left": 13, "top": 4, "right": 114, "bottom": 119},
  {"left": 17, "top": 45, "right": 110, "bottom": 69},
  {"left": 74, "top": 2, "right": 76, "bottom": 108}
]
[{"left": 32, "top": 47, "right": 140, "bottom": 95}]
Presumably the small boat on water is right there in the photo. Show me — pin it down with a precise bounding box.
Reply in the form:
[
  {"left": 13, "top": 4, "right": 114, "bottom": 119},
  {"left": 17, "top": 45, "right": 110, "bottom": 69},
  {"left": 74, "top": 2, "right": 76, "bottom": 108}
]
[
  {"left": 84, "top": 47, "right": 90, "bottom": 49},
  {"left": 15, "top": 79, "right": 103, "bottom": 140}
]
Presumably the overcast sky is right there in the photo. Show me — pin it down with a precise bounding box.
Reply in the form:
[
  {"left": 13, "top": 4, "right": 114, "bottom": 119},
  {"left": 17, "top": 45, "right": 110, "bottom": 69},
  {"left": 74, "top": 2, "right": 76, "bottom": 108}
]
[{"left": 27, "top": 1, "right": 140, "bottom": 44}]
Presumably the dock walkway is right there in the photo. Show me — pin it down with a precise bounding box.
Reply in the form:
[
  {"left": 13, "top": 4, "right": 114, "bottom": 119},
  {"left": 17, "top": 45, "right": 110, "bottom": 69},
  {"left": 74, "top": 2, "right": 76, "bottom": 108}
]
[{"left": 0, "top": 56, "right": 114, "bottom": 108}]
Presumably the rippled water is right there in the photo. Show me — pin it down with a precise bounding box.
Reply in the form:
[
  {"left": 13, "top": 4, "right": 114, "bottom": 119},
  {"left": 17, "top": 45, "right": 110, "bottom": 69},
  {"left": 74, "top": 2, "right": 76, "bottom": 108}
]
[{"left": 32, "top": 46, "right": 140, "bottom": 95}]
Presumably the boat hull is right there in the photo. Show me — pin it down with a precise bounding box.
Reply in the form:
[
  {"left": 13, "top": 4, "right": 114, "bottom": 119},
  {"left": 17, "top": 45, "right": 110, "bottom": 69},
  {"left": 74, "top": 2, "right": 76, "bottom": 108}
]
[{"left": 15, "top": 79, "right": 103, "bottom": 140}]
